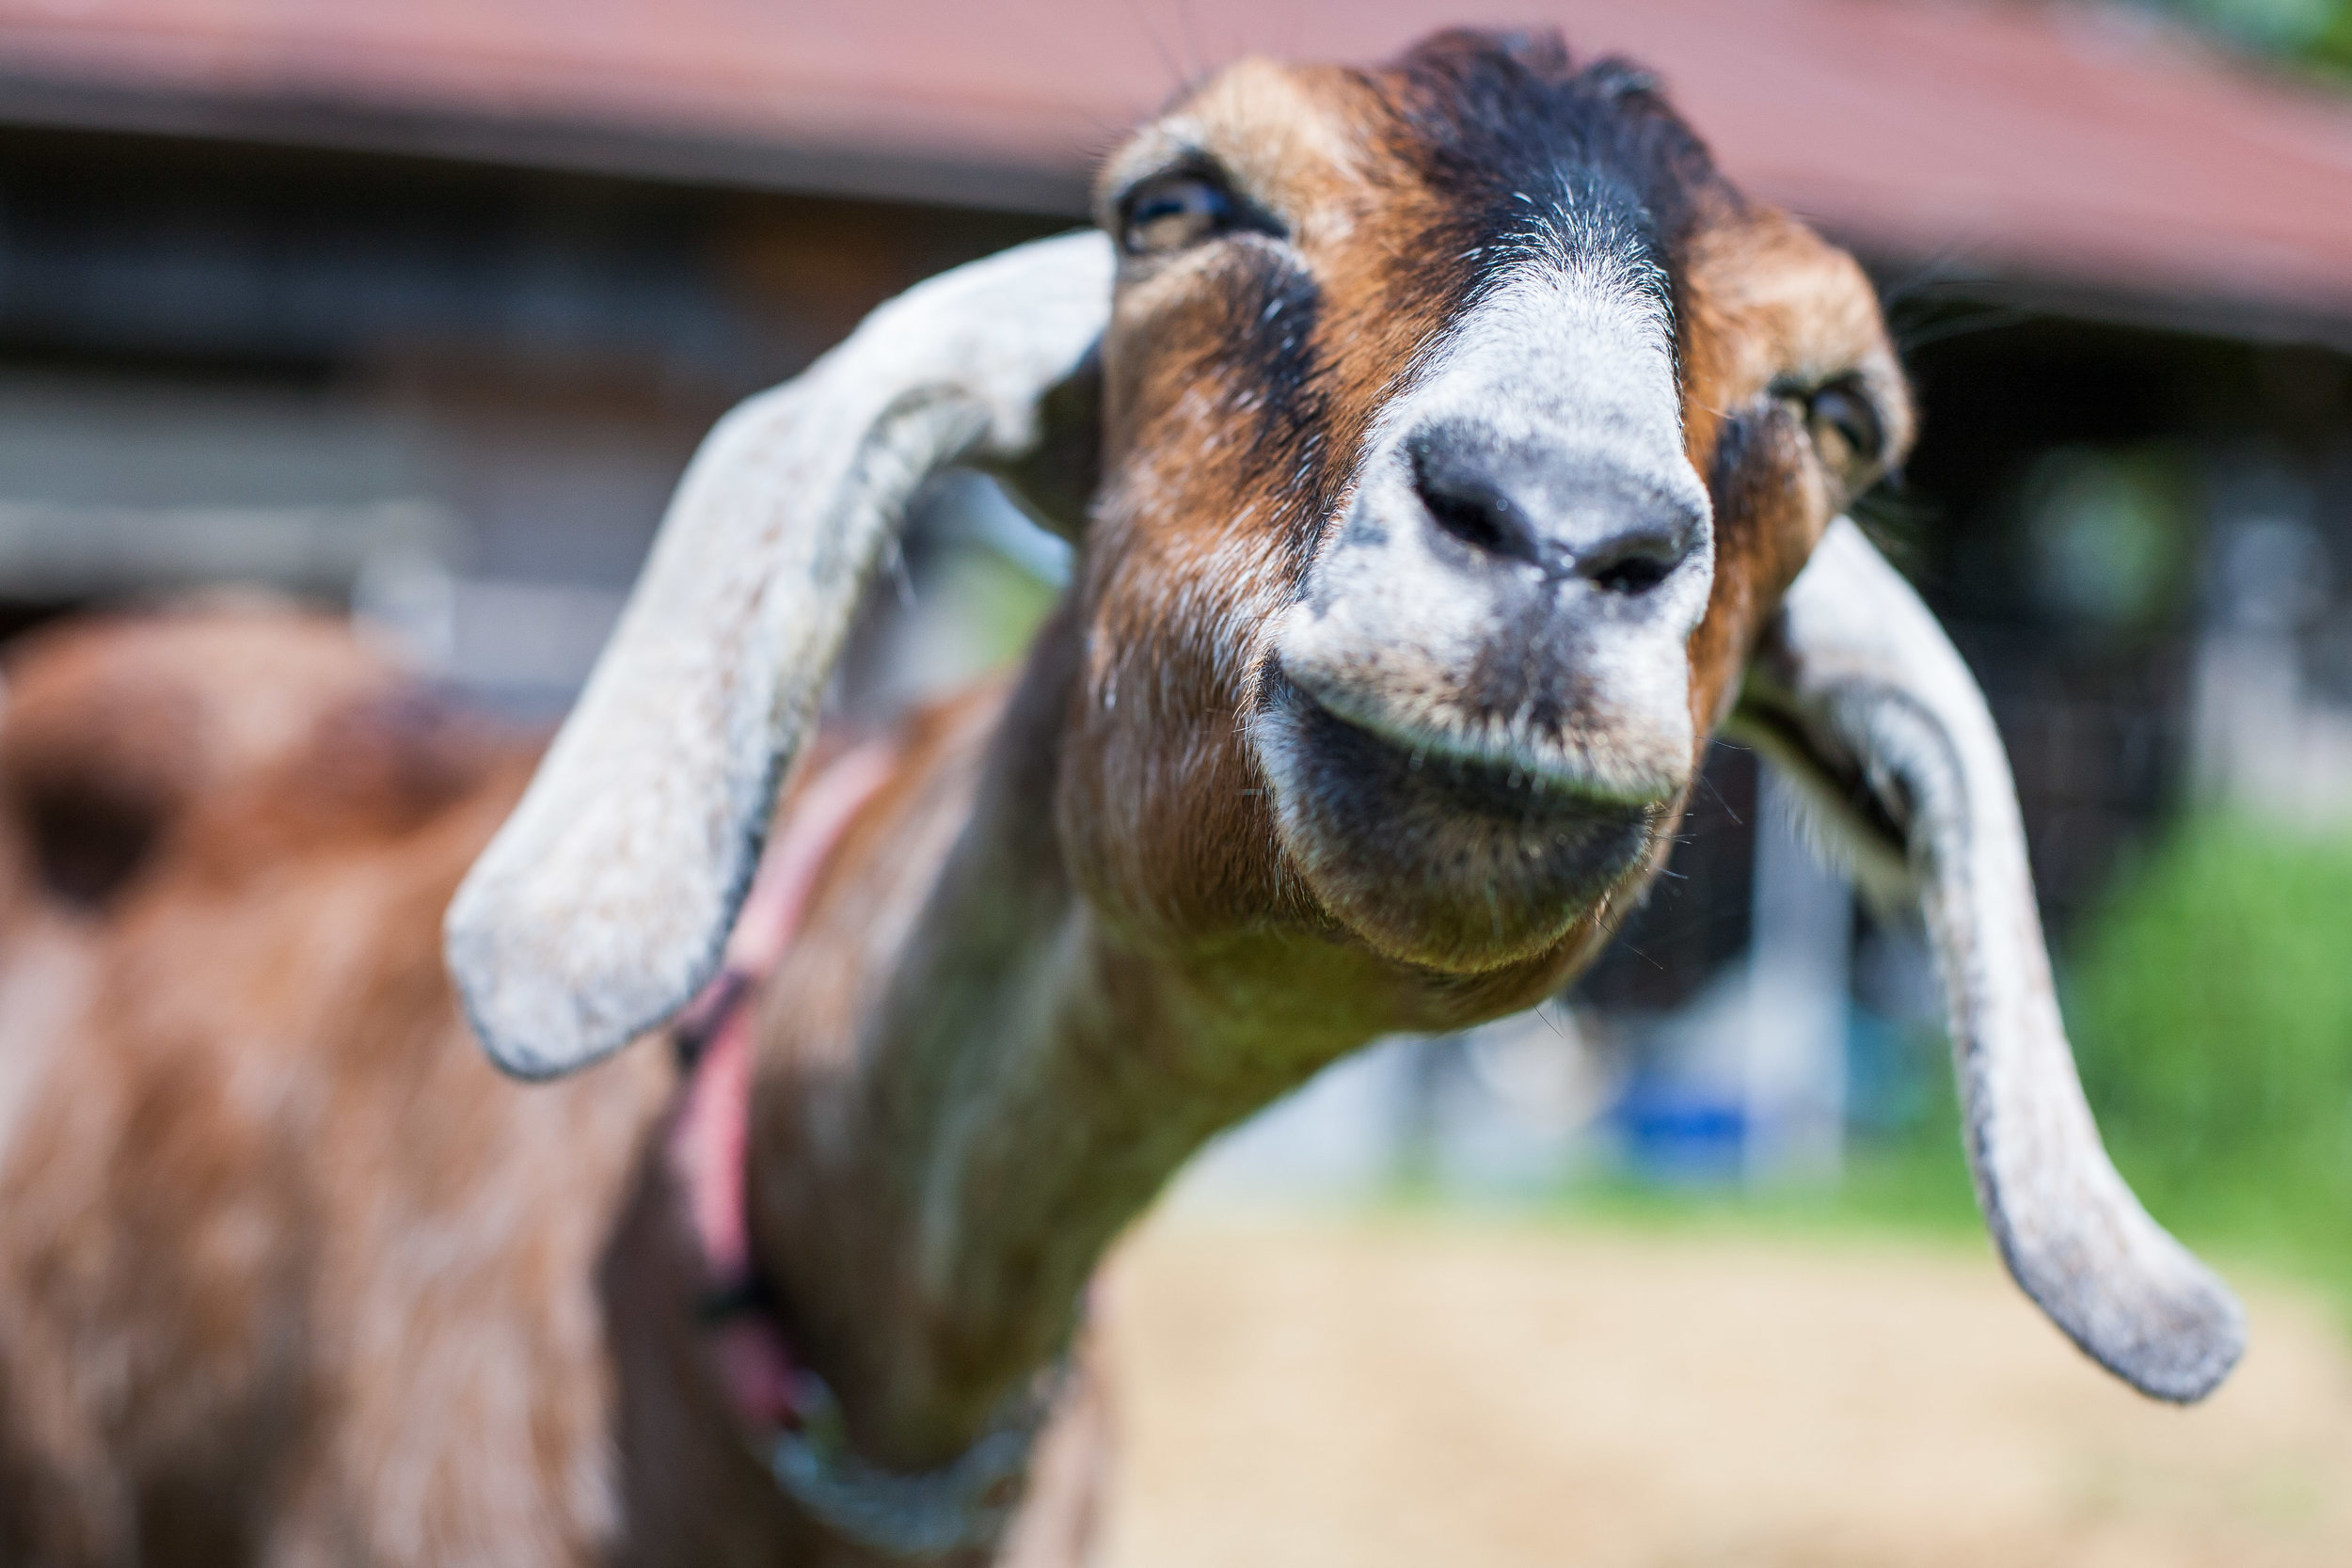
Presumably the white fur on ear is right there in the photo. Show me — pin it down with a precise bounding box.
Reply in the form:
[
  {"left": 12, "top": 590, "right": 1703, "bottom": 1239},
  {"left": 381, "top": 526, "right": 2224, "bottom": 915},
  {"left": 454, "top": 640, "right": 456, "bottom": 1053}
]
[
  {"left": 1732, "top": 518, "right": 2245, "bottom": 1403},
  {"left": 445, "top": 231, "right": 1116, "bottom": 1080}
]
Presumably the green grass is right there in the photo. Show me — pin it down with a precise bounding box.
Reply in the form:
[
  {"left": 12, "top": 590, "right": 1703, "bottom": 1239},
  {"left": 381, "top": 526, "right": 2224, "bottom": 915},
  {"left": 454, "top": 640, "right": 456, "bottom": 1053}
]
[
  {"left": 1533, "top": 1139, "right": 1984, "bottom": 1246},
  {"left": 1379, "top": 1126, "right": 1985, "bottom": 1251}
]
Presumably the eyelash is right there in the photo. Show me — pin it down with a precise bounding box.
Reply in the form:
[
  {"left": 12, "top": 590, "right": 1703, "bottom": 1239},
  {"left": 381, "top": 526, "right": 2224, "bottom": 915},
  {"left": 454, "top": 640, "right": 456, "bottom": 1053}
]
[
  {"left": 1117, "top": 166, "right": 1281, "bottom": 257},
  {"left": 1771, "top": 376, "right": 1887, "bottom": 477}
]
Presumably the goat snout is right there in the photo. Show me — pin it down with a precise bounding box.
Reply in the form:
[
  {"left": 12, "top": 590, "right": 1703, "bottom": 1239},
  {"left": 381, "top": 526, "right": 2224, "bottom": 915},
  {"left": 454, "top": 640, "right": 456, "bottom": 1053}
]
[
  {"left": 1253, "top": 415, "right": 1711, "bottom": 972},
  {"left": 1270, "top": 419, "right": 1712, "bottom": 808}
]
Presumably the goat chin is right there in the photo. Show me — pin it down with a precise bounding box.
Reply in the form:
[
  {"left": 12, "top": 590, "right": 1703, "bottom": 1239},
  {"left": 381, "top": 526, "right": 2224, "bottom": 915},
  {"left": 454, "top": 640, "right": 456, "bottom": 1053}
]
[{"left": 1250, "top": 670, "right": 1669, "bottom": 973}]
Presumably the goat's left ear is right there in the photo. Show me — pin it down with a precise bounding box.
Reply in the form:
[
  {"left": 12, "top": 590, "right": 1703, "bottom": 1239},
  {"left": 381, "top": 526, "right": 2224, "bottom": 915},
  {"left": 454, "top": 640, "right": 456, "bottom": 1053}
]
[
  {"left": 446, "top": 231, "right": 1115, "bottom": 1079},
  {"left": 1728, "top": 518, "right": 2245, "bottom": 1403}
]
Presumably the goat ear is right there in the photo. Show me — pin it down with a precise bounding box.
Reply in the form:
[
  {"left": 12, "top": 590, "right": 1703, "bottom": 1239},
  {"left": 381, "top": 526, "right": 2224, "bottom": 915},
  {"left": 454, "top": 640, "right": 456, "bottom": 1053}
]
[
  {"left": 1727, "top": 517, "right": 2245, "bottom": 1403},
  {"left": 985, "top": 347, "right": 1102, "bottom": 545},
  {"left": 445, "top": 231, "right": 1116, "bottom": 1079}
]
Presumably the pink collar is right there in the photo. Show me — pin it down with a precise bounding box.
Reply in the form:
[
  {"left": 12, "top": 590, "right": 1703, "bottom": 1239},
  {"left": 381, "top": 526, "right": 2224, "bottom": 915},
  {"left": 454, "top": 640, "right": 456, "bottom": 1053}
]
[{"left": 666, "top": 740, "right": 901, "bottom": 1433}]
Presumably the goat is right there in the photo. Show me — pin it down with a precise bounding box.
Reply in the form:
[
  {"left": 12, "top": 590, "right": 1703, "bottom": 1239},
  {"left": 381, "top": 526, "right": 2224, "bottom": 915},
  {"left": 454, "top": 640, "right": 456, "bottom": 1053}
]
[{"left": 0, "top": 30, "right": 2241, "bottom": 1567}]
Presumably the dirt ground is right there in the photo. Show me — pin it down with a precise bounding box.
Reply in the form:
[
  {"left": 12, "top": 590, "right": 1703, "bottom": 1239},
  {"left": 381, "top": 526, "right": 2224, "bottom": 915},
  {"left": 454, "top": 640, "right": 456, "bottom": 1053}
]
[{"left": 1092, "top": 1216, "right": 2352, "bottom": 1568}]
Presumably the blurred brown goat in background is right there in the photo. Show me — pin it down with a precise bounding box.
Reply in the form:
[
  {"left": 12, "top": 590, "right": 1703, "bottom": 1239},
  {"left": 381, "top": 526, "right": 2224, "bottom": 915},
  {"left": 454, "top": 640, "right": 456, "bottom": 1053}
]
[{"left": 0, "top": 29, "right": 2240, "bottom": 1568}]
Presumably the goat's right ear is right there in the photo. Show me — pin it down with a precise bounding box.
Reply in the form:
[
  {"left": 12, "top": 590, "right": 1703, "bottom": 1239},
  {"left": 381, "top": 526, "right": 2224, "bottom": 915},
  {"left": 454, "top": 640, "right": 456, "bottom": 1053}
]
[
  {"left": 1727, "top": 518, "right": 2244, "bottom": 1404},
  {"left": 445, "top": 231, "right": 1116, "bottom": 1080}
]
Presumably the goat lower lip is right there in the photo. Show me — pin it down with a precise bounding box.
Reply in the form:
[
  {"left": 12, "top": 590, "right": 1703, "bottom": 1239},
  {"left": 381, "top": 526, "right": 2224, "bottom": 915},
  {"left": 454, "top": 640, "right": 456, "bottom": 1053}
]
[
  {"left": 1254, "top": 671, "right": 1659, "bottom": 970},
  {"left": 1265, "top": 673, "right": 1661, "bottom": 828},
  {"left": 1267, "top": 671, "right": 1674, "bottom": 812}
]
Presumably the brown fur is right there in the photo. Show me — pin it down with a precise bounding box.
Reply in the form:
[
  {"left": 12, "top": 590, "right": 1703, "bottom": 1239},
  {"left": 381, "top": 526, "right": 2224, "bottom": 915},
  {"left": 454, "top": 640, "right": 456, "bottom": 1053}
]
[
  {"left": 0, "top": 32, "right": 1909, "bottom": 1566},
  {"left": 0, "top": 610, "right": 660, "bottom": 1565}
]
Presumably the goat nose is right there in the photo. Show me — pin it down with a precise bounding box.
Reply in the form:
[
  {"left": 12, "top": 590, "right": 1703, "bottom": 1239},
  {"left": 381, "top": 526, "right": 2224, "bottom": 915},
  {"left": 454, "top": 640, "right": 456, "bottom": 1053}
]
[{"left": 1406, "top": 427, "right": 1699, "bottom": 595}]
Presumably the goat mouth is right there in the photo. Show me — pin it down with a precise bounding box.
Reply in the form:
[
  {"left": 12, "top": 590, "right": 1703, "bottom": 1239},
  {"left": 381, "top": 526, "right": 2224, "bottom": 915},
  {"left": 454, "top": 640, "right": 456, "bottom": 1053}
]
[
  {"left": 1251, "top": 671, "right": 1666, "bottom": 972},
  {"left": 1282, "top": 671, "right": 1683, "bottom": 811}
]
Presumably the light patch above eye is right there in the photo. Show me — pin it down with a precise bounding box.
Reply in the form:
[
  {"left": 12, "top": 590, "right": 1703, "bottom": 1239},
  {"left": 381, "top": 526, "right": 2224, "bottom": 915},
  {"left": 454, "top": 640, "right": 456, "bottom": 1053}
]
[{"left": 1120, "top": 173, "right": 1235, "bottom": 256}]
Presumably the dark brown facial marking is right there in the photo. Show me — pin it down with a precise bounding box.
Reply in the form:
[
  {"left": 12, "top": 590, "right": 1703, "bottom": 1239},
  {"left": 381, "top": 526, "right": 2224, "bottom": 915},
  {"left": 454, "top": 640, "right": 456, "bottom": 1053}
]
[{"left": 1069, "top": 28, "right": 1911, "bottom": 988}]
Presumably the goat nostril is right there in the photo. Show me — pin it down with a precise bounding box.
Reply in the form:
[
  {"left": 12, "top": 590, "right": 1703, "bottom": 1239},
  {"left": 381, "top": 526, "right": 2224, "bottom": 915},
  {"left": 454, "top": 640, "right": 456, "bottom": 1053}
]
[
  {"left": 1421, "top": 483, "right": 1518, "bottom": 558},
  {"left": 1410, "top": 449, "right": 1540, "bottom": 565},
  {"left": 1589, "top": 553, "right": 1675, "bottom": 595},
  {"left": 1580, "top": 523, "right": 1690, "bottom": 595}
]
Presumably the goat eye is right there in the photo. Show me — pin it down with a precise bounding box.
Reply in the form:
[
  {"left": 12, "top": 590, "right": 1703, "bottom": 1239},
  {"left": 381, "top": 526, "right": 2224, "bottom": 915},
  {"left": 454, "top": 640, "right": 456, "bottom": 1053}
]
[
  {"left": 1805, "top": 381, "right": 1885, "bottom": 471},
  {"left": 1121, "top": 175, "right": 1232, "bottom": 255}
]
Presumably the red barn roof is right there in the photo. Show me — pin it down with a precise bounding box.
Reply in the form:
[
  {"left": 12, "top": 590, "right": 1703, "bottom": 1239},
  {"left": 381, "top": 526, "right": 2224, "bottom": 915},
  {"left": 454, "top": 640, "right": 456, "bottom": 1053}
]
[{"left": 4, "top": 0, "right": 2352, "bottom": 337}]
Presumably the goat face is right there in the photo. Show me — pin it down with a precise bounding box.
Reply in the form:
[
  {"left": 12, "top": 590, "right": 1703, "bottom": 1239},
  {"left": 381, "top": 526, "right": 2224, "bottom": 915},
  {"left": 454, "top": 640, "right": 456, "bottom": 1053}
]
[
  {"left": 1069, "top": 32, "right": 1910, "bottom": 973},
  {"left": 451, "top": 30, "right": 2240, "bottom": 1405}
]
